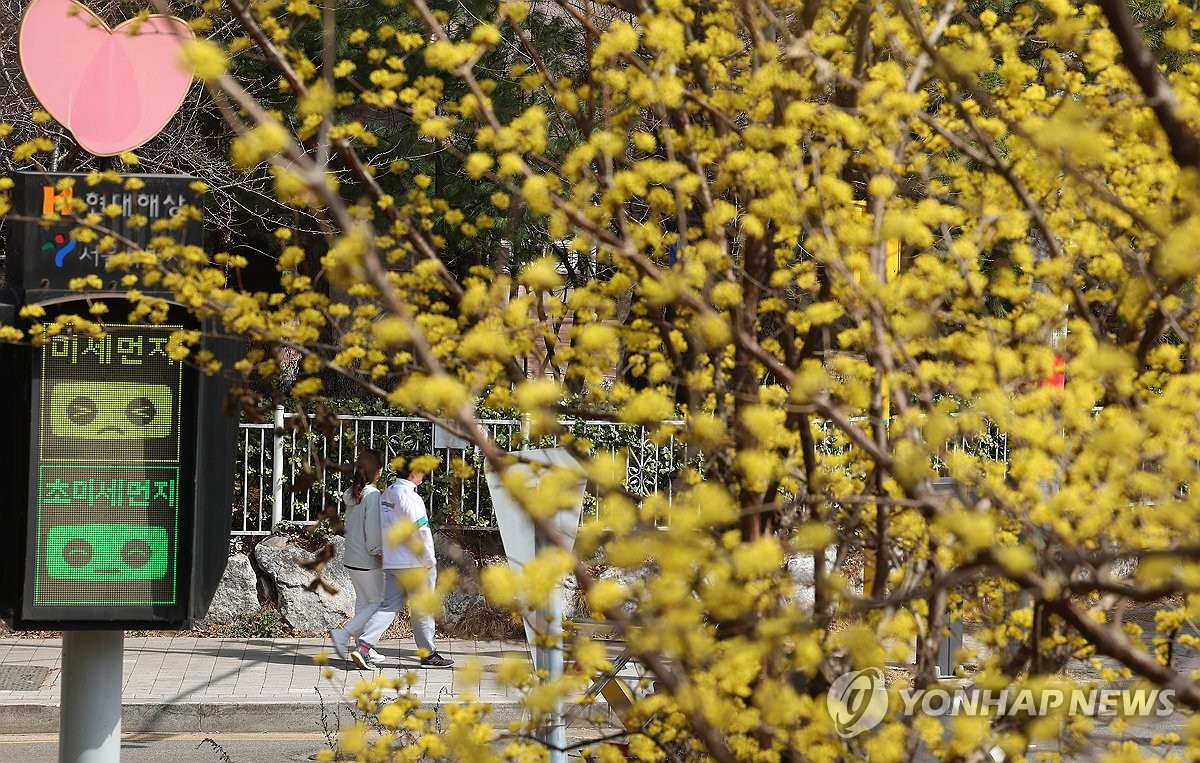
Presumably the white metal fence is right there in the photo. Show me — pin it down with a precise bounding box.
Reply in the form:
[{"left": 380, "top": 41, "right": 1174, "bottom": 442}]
[
  {"left": 232, "top": 408, "right": 1013, "bottom": 537},
  {"left": 232, "top": 408, "right": 693, "bottom": 536}
]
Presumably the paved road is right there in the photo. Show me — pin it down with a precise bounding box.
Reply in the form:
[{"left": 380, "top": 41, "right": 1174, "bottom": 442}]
[{"left": 0, "top": 733, "right": 331, "bottom": 763}]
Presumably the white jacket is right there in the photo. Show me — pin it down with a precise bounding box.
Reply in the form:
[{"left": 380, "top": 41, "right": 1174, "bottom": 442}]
[
  {"left": 342, "top": 484, "right": 382, "bottom": 570},
  {"left": 380, "top": 478, "right": 435, "bottom": 569}
]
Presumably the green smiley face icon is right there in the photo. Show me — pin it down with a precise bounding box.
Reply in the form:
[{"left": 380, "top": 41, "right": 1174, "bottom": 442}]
[
  {"left": 48, "top": 382, "right": 173, "bottom": 440},
  {"left": 46, "top": 524, "right": 170, "bottom": 581}
]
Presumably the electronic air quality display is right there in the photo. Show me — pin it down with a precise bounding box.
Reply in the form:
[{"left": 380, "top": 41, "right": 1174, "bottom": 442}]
[{"left": 31, "top": 324, "right": 185, "bottom": 608}]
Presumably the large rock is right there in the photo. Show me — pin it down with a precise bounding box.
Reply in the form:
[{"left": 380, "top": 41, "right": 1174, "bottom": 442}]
[
  {"left": 434, "top": 532, "right": 480, "bottom": 581},
  {"left": 200, "top": 553, "right": 260, "bottom": 624},
  {"left": 559, "top": 562, "right": 654, "bottom": 621},
  {"left": 1111, "top": 556, "right": 1139, "bottom": 580},
  {"left": 442, "top": 589, "right": 487, "bottom": 630},
  {"left": 562, "top": 572, "right": 589, "bottom": 620},
  {"left": 433, "top": 534, "right": 493, "bottom": 630},
  {"left": 254, "top": 534, "right": 354, "bottom": 633},
  {"left": 787, "top": 546, "right": 838, "bottom": 611}
]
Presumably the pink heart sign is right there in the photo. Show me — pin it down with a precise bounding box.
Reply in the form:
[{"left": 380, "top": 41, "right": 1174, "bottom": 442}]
[{"left": 19, "top": 0, "right": 195, "bottom": 156}]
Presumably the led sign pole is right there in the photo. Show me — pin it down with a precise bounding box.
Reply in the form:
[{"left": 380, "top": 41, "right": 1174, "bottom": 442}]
[
  {"left": 60, "top": 630, "right": 123, "bottom": 762},
  {"left": 31, "top": 320, "right": 192, "bottom": 763},
  {"left": 1, "top": 172, "right": 236, "bottom": 763},
  {"left": 12, "top": 6, "right": 208, "bottom": 755},
  {"left": 484, "top": 449, "right": 586, "bottom": 763}
]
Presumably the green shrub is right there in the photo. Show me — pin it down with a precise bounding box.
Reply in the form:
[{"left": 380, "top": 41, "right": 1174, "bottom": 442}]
[{"left": 218, "top": 607, "right": 287, "bottom": 638}]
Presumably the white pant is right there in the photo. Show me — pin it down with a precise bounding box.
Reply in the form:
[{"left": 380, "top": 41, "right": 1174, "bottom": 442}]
[
  {"left": 342, "top": 566, "right": 384, "bottom": 639},
  {"left": 358, "top": 567, "right": 437, "bottom": 655}
]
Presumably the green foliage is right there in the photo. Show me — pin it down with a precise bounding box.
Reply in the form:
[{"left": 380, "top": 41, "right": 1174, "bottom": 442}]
[
  {"left": 216, "top": 607, "right": 288, "bottom": 639},
  {"left": 273, "top": 519, "right": 338, "bottom": 547}
]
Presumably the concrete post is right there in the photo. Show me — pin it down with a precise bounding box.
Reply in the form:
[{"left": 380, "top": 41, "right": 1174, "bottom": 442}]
[
  {"left": 59, "top": 630, "right": 123, "bottom": 763},
  {"left": 534, "top": 532, "right": 567, "bottom": 763},
  {"left": 485, "top": 448, "right": 583, "bottom": 763}
]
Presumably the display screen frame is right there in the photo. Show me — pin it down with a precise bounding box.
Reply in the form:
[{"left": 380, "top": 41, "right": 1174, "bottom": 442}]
[{"left": 19, "top": 305, "right": 197, "bottom": 626}]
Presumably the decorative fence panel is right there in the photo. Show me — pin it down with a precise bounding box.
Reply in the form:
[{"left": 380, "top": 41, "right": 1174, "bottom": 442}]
[
  {"left": 231, "top": 409, "right": 1012, "bottom": 537},
  {"left": 231, "top": 409, "right": 693, "bottom": 536}
]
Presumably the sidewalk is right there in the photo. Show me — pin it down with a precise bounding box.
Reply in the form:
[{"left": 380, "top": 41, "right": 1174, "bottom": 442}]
[
  {"left": 3, "top": 621, "right": 1184, "bottom": 736},
  {"left": 0, "top": 636, "right": 596, "bottom": 734}
]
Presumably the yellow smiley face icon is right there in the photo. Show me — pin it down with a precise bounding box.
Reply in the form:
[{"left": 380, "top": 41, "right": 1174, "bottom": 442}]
[{"left": 48, "top": 382, "right": 174, "bottom": 440}]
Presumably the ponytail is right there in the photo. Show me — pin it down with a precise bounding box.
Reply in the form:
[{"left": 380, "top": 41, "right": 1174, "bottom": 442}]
[{"left": 350, "top": 448, "right": 383, "bottom": 502}]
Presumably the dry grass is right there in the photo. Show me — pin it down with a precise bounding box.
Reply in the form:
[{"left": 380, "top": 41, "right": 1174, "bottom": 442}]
[{"left": 445, "top": 607, "right": 523, "bottom": 641}]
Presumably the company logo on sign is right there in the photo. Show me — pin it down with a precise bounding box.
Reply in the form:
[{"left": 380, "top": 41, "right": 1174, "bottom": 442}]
[
  {"left": 41, "top": 233, "right": 77, "bottom": 267},
  {"left": 42, "top": 185, "right": 73, "bottom": 215}
]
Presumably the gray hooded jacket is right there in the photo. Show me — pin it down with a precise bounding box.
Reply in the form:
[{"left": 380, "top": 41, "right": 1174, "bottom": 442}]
[{"left": 342, "top": 484, "right": 382, "bottom": 570}]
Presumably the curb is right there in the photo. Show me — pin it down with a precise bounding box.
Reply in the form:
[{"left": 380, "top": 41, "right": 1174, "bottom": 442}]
[{"left": 0, "top": 699, "right": 532, "bottom": 735}]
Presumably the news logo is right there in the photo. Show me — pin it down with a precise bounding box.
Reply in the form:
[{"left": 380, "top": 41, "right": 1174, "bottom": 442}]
[{"left": 827, "top": 668, "right": 888, "bottom": 738}]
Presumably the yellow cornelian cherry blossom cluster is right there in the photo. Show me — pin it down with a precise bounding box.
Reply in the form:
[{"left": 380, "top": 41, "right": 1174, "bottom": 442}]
[{"left": 7, "top": 0, "right": 1200, "bottom": 758}]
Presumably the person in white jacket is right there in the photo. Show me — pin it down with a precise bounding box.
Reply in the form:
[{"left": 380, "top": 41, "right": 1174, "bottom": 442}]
[
  {"left": 330, "top": 449, "right": 385, "bottom": 665},
  {"left": 351, "top": 451, "right": 454, "bottom": 669}
]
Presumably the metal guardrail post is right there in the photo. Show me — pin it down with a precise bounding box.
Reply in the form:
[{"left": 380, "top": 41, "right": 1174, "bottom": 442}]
[
  {"left": 937, "top": 621, "right": 964, "bottom": 679},
  {"left": 272, "top": 404, "right": 284, "bottom": 528},
  {"left": 931, "top": 478, "right": 967, "bottom": 678}
]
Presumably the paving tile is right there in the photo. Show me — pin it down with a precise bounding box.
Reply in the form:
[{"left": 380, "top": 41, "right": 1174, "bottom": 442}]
[{"left": 0, "top": 633, "right": 607, "bottom": 733}]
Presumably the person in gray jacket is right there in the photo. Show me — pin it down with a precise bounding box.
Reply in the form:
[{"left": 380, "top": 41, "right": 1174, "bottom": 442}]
[
  {"left": 351, "top": 450, "right": 453, "bottom": 669},
  {"left": 330, "top": 448, "right": 385, "bottom": 666}
]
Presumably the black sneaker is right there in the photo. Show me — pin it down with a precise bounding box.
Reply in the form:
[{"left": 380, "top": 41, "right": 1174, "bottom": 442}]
[
  {"left": 420, "top": 652, "right": 454, "bottom": 668},
  {"left": 350, "top": 646, "right": 373, "bottom": 670}
]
